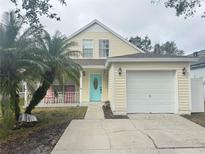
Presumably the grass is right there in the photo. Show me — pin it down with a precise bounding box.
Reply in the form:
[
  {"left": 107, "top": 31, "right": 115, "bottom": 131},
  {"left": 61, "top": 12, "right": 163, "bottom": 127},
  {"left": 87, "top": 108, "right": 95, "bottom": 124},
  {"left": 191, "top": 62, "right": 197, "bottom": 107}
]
[
  {"left": 182, "top": 112, "right": 205, "bottom": 127},
  {"left": 0, "top": 102, "right": 87, "bottom": 141}
]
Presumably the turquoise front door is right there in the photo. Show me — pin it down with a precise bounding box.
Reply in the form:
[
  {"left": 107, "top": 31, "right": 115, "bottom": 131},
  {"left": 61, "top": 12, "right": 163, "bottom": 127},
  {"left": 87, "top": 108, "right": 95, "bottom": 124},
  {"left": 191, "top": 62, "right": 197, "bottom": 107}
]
[{"left": 90, "top": 74, "right": 102, "bottom": 102}]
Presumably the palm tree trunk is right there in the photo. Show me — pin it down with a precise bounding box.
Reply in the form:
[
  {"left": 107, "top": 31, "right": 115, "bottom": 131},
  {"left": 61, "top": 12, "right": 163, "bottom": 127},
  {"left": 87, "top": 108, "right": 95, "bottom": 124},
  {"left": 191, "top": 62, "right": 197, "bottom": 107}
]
[
  {"left": 10, "top": 89, "right": 20, "bottom": 121},
  {"left": 14, "top": 93, "right": 20, "bottom": 121},
  {"left": 25, "top": 71, "right": 55, "bottom": 114}
]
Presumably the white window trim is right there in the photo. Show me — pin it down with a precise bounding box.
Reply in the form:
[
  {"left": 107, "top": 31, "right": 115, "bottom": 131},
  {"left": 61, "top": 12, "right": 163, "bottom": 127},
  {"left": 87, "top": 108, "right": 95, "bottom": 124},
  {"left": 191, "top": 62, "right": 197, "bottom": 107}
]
[
  {"left": 82, "top": 39, "right": 93, "bottom": 58},
  {"left": 99, "top": 39, "right": 109, "bottom": 58}
]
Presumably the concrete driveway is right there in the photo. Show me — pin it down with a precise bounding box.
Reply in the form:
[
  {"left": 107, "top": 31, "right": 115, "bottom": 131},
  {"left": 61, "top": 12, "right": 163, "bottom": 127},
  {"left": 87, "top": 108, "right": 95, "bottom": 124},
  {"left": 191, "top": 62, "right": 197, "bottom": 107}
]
[{"left": 51, "top": 114, "right": 205, "bottom": 154}]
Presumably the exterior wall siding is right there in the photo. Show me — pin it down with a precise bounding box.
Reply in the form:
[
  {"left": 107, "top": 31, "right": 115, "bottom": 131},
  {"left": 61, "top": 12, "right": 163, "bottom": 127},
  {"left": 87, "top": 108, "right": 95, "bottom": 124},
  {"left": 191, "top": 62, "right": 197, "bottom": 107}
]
[
  {"left": 108, "top": 65, "right": 114, "bottom": 110},
  {"left": 190, "top": 68, "right": 205, "bottom": 101},
  {"left": 111, "top": 62, "right": 191, "bottom": 115},
  {"left": 67, "top": 23, "right": 191, "bottom": 114},
  {"left": 69, "top": 32, "right": 139, "bottom": 58},
  {"left": 191, "top": 67, "right": 205, "bottom": 81}
]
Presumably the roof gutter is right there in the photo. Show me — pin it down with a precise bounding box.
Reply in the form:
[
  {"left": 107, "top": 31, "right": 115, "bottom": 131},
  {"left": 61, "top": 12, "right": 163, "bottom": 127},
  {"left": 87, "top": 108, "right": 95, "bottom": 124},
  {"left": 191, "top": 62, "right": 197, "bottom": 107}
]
[{"left": 105, "top": 57, "right": 199, "bottom": 68}]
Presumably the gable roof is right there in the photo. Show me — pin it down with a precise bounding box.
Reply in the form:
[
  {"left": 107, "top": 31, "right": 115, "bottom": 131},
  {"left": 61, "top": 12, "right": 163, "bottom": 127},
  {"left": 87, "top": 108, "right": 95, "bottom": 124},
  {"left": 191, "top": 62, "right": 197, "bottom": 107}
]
[
  {"left": 188, "top": 49, "right": 205, "bottom": 57},
  {"left": 107, "top": 53, "right": 198, "bottom": 63},
  {"left": 67, "top": 19, "right": 144, "bottom": 53},
  {"left": 111, "top": 53, "right": 193, "bottom": 59}
]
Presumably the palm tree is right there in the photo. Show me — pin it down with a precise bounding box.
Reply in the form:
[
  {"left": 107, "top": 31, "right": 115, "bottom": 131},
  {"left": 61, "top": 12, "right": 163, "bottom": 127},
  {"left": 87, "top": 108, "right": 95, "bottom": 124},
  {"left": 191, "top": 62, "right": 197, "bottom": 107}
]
[
  {"left": 25, "top": 31, "right": 82, "bottom": 114},
  {"left": 0, "top": 11, "right": 46, "bottom": 121}
]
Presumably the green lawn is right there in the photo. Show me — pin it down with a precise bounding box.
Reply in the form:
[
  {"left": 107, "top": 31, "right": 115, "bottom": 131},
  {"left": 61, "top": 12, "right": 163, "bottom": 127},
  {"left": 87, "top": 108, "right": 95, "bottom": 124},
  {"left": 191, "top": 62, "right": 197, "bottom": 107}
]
[{"left": 0, "top": 105, "right": 87, "bottom": 141}]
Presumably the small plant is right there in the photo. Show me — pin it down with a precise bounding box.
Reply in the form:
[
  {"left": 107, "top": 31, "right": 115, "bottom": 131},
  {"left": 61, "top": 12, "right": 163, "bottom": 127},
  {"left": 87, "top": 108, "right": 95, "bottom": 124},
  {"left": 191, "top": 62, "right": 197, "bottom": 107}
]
[{"left": 103, "top": 100, "right": 110, "bottom": 109}]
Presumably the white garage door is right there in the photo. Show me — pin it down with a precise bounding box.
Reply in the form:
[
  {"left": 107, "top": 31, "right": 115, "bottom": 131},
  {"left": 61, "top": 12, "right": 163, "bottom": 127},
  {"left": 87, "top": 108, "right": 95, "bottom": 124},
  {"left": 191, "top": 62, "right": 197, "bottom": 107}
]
[{"left": 127, "top": 71, "right": 175, "bottom": 113}]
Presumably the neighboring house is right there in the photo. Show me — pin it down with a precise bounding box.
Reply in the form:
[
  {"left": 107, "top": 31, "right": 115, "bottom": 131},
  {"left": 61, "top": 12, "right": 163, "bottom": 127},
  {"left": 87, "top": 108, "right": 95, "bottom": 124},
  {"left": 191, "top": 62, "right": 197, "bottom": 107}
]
[
  {"left": 190, "top": 49, "right": 205, "bottom": 102},
  {"left": 190, "top": 50, "right": 205, "bottom": 79},
  {"left": 38, "top": 20, "right": 198, "bottom": 115}
]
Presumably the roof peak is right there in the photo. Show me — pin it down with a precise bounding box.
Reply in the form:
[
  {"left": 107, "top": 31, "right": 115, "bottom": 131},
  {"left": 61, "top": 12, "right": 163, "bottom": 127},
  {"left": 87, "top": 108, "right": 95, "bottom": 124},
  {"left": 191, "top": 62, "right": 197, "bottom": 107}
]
[{"left": 67, "top": 20, "right": 145, "bottom": 53}]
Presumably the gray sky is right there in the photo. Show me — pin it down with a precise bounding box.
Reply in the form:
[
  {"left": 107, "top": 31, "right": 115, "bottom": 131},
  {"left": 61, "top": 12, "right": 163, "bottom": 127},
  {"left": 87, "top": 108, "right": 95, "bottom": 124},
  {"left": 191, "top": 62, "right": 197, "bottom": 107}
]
[{"left": 0, "top": 0, "right": 205, "bottom": 54}]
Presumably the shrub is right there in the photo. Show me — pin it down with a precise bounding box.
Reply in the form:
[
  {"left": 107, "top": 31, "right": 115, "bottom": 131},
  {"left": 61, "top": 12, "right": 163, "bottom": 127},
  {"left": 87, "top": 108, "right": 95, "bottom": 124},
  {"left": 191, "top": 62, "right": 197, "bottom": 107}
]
[{"left": 103, "top": 100, "right": 110, "bottom": 109}]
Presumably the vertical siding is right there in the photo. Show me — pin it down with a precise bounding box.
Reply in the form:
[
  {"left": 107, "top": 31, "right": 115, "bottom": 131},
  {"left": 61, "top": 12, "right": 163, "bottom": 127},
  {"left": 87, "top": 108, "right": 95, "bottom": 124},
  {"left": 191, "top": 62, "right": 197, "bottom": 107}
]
[
  {"left": 103, "top": 70, "right": 108, "bottom": 101},
  {"left": 112, "top": 62, "right": 191, "bottom": 115},
  {"left": 82, "top": 70, "right": 89, "bottom": 103},
  {"left": 108, "top": 65, "right": 114, "bottom": 110}
]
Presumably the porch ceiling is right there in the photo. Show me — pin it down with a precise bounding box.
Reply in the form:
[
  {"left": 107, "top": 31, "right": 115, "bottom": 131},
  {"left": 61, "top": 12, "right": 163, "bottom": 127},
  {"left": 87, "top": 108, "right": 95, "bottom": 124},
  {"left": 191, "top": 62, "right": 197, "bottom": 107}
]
[{"left": 73, "top": 59, "right": 106, "bottom": 67}]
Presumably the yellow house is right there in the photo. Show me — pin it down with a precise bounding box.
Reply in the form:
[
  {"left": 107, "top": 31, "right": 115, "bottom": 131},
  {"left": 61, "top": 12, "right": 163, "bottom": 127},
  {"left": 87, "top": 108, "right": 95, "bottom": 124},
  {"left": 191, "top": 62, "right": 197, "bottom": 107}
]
[{"left": 64, "top": 20, "right": 198, "bottom": 115}]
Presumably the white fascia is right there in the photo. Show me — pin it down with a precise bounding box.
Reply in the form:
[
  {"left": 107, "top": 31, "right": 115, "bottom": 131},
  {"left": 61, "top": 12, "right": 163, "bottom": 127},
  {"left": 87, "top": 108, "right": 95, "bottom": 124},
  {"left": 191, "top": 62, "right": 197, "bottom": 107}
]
[
  {"left": 105, "top": 57, "right": 199, "bottom": 68},
  {"left": 82, "top": 65, "right": 106, "bottom": 69}
]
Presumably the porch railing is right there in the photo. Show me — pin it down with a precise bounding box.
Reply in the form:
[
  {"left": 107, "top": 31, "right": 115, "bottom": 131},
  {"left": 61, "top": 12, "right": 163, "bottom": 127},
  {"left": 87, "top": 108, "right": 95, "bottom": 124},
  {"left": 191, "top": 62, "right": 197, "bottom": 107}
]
[{"left": 38, "top": 91, "right": 80, "bottom": 107}]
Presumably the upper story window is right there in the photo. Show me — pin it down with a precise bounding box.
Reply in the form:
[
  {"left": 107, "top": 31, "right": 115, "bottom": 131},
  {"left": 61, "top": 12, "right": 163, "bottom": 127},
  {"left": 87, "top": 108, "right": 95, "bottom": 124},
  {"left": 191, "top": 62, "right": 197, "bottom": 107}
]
[
  {"left": 83, "top": 39, "right": 93, "bottom": 57},
  {"left": 99, "top": 40, "right": 109, "bottom": 57}
]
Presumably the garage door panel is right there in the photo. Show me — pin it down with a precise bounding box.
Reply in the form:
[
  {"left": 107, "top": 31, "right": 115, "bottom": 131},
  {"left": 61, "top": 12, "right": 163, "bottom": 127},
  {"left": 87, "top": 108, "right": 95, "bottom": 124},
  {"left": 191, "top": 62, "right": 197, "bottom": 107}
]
[
  {"left": 127, "top": 71, "right": 175, "bottom": 113},
  {"left": 128, "top": 82, "right": 173, "bottom": 89},
  {"left": 128, "top": 105, "right": 174, "bottom": 113}
]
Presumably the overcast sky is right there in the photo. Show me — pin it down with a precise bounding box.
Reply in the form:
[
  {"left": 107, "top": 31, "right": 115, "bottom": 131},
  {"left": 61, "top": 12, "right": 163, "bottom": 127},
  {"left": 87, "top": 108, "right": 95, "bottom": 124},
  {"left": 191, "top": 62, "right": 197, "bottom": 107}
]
[{"left": 0, "top": 0, "right": 205, "bottom": 54}]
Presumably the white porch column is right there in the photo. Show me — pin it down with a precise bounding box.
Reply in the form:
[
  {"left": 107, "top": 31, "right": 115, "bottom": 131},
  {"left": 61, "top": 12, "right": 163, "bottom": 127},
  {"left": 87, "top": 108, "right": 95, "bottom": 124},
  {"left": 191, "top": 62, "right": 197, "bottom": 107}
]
[
  {"left": 79, "top": 71, "right": 83, "bottom": 106},
  {"left": 24, "top": 82, "right": 28, "bottom": 107}
]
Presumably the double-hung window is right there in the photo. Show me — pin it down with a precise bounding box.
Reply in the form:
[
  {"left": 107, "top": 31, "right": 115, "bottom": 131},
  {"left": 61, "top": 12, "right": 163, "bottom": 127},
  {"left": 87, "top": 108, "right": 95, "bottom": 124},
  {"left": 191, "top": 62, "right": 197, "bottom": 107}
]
[
  {"left": 83, "top": 39, "right": 93, "bottom": 57},
  {"left": 99, "top": 40, "right": 109, "bottom": 57}
]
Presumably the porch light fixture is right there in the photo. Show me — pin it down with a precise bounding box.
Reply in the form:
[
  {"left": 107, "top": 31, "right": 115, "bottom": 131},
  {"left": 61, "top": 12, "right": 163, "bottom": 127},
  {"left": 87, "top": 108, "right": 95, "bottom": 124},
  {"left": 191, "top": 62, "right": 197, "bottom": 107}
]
[
  {"left": 82, "top": 71, "right": 86, "bottom": 76},
  {"left": 182, "top": 67, "right": 186, "bottom": 75},
  {"left": 118, "top": 67, "right": 122, "bottom": 76}
]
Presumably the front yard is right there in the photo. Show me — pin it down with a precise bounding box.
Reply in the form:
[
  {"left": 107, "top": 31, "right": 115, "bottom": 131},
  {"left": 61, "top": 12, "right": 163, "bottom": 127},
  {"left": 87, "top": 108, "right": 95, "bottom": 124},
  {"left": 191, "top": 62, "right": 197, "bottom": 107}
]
[{"left": 0, "top": 106, "right": 87, "bottom": 154}]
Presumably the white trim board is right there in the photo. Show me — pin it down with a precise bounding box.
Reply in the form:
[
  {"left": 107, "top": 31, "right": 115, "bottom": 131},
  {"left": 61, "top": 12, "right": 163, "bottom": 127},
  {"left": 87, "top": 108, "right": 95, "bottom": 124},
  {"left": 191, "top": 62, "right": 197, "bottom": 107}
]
[
  {"left": 82, "top": 65, "right": 106, "bottom": 69},
  {"left": 105, "top": 58, "right": 199, "bottom": 68},
  {"left": 107, "top": 57, "right": 199, "bottom": 62}
]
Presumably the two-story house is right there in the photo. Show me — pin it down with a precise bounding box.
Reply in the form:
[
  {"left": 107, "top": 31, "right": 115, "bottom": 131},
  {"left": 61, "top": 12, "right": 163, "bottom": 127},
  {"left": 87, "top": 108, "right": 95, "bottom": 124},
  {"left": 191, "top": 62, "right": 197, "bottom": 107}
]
[{"left": 41, "top": 20, "right": 198, "bottom": 115}]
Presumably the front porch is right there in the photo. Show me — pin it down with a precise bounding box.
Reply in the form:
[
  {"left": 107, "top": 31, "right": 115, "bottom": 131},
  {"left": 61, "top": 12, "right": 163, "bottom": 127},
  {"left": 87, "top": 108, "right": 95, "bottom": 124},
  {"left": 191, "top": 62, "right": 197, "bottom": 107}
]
[
  {"left": 38, "top": 78, "right": 82, "bottom": 107},
  {"left": 23, "top": 68, "right": 108, "bottom": 107},
  {"left": 23, "top": 79, "right": 82, "bottom": 108},
  {"left": 38, "top": 84, "right": 80, "bottom": 107}
]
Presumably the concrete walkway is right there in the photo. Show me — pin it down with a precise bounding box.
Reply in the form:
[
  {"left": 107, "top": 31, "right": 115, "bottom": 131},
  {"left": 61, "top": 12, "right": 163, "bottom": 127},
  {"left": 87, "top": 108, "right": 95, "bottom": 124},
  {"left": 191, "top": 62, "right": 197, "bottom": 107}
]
[
  {"left": 84, "top": 103, "right": 104, "bottom": 120},
  {"left": 51, "top": 105, "right": 205, "bottom": 154}
]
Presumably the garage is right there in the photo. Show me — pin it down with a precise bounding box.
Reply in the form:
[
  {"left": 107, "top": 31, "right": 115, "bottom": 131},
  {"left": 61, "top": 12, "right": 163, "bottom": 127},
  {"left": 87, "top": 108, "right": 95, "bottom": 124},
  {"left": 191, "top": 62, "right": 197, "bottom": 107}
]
[{"left": 127, "top": 70, "right": 176, "bottom": 113}]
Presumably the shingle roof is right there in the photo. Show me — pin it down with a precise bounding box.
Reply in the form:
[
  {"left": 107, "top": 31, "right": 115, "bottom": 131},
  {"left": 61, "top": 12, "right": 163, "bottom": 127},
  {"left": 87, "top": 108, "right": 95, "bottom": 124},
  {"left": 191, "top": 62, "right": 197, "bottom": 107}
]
[
  {"left": 111, "top": 53, "right": 193, "bottom": 59},
  {"left": 188, "top": 49, "right": 205, "bottom": 57},
  {"left": 73, "top": 59, "right": 106, "bottom": 66},
  {"left": 72, "top": 53, "right": 197, "bottom": 68}
]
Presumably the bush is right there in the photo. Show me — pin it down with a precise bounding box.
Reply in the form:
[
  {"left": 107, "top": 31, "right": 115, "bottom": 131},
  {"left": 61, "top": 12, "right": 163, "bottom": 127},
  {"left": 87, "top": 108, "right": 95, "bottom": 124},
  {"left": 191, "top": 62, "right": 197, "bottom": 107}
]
[{"left": 103, "top": 100, "right": 110, "bottom": 109}]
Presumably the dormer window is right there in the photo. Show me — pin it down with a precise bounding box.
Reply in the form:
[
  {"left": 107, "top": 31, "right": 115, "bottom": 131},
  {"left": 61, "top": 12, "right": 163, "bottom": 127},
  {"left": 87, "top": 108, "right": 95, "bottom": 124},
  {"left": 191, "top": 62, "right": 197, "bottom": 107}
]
[
  {"left": 83, "top": 39, "right": 93, "bottom": 57},
  {"left": 99, "top": 40, "right": 109, "bottom": 57}
]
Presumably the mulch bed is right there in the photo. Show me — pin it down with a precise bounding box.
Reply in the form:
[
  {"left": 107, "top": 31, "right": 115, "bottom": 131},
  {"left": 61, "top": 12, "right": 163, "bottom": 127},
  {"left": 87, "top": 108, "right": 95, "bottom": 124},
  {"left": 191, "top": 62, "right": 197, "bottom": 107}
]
[
  {"left": 182, "top": 113, "right": 205, "bottom": 128},
  {"left": 0, "top": 122, "right": 69, "bottom": 154},
  {"left": 102, "top": 105, "right": 129, "bottom": 119}
]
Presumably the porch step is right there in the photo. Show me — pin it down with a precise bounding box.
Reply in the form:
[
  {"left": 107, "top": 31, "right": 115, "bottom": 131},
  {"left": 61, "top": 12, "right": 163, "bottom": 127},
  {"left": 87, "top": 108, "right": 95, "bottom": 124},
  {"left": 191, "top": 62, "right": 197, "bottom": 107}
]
[{"left": 85, "top": 103, "right": 104, "bottom": 120}]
